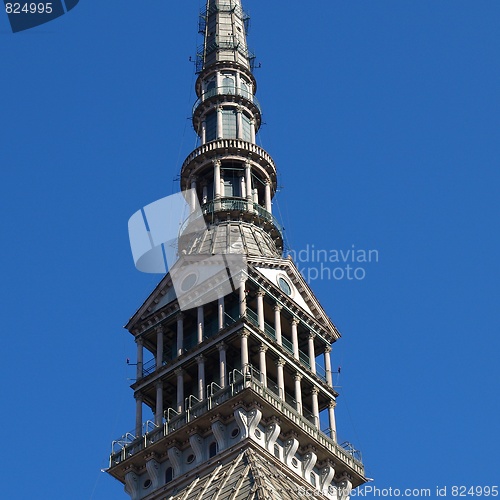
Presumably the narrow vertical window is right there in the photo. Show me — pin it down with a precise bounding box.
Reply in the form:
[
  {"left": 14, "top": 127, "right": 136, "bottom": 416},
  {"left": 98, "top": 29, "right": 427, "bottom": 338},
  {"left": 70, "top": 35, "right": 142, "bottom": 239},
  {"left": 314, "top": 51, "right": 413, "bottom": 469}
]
[
  {"left": 206, "top": 79, "right": 216, "bottom": 98},
  {"left": 241, "top": 113, "right": 251, "bottom": 142},
  {"left": 165, "top": 467, "right": 174, "bottom": 483},
  {"left": 205, "top": 111, "right": 217, "bottom": 142},
  {"left": 209, "top": 441, "right": 217, "bottom": 458},
  {"left": 240, "top": 79, "right": 250, "bottom": 99},
  {"left": 311, "top": 472, "right": 317, "bottom": 487},
  {"left": 223, "top": 170, "right": 241, "bottom": 197},
  {"left": 222, "top": 109, "right": 237, "bottom": 138}
]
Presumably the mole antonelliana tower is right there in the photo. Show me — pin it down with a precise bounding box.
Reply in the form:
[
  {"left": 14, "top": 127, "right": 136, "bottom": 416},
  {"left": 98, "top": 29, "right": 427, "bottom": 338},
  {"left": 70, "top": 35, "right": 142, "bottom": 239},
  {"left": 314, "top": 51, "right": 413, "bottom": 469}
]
[{"left": 107, "top": 1, "right": 367, "bottom": 498}]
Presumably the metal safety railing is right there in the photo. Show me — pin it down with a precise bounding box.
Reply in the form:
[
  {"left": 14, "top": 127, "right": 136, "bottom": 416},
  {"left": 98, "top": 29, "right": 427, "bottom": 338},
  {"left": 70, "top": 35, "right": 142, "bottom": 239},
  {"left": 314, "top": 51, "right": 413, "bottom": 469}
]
[
  {"left": 178, "top": 197, "right": 283, "bottom": 242},
  {"left": 142, "top": 358, "right": 156, "bottom": 377},
  {"left": 109, "top": 367, "right": 363, "bottom": 474}
]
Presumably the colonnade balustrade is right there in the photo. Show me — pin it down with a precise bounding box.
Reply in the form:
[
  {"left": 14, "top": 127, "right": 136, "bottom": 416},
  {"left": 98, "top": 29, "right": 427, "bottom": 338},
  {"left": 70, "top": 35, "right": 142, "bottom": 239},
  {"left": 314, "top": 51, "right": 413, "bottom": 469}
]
[{"left": 116, "top": 366, "right": 343, "bottom": 470}]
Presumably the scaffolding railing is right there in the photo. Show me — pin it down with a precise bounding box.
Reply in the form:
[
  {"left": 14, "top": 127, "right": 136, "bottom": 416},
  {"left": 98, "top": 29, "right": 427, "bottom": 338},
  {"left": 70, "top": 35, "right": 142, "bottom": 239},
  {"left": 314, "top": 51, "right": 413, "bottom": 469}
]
[
  {"left": 196, "top": 43, "right": 256, "bottom": 74},
  {"left": 142, "top": 358, "right": 156, "bottom": 377}
]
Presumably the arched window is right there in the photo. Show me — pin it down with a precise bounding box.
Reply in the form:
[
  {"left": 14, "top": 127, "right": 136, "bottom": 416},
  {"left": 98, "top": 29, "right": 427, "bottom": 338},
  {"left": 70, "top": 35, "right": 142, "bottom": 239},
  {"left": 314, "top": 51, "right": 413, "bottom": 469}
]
[
  {"left": 165, "top": 467, "right": 174, "bottom": 483},
  {"left": 209, "top": 441, "right": 217, "bottom": 458},
  {"left": 240, "top": 79, "right": 250, "bottom": 99},
  {"left": 222, "top": 75, "right": 235, "bottom": 94}
]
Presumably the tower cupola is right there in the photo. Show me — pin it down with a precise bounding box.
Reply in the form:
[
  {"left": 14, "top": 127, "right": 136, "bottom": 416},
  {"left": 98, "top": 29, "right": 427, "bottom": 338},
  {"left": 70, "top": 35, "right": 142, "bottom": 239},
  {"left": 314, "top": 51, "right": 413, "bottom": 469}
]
[{"left": 180, "top": 0, "right": 282, "bottom": 258}]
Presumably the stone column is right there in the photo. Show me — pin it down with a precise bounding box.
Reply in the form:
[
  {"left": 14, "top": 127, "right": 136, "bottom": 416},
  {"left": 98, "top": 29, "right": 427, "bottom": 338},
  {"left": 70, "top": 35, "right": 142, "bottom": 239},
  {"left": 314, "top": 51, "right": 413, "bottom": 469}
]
[
  {"left": 253, "top": 188, "right": 258, "bottom": 204},
  {"left": 217, "top": 106, "right": 223, "bottom": 139},
  {"left": 196, "top": 355, "right": 206, "bottom": 401},
  {"left": 214, "top": 160, "right": 221, "bottom": 199},
  {"left": 201, "top": 119, "right": 206, "bottom": 145},
  {"left": 217, "top": 342, "right": 227, "bottom": 388},
  {"left": 235, "top": 71, "right": 241, "bottom": 94},
  {"left": 175, "top": 368, "right": 184, "bottom": 413},
  {"left": 328, "top": 400, "right": 337, "bottom": 441},
  {"left": 308, "top": 332, "right": 316, "bottom": 374},
  {"left": 294, "top": 373, "right": 303, "bottom": 415},
  {"left": 135, "top": 394, "right": 143, "bottom": 437},
  {"left": 250, "top": 119, "right": 256, "bottom": 143},
  {"left": 311, "top": 387, "right": 320, "bottom": 428},
  {"left": 156, "top": 326, "right": 164, "bottom": 370},
  {"left": 240, "top": 331, "right": 250, "bottom": 374},
  {"left": 197, "top": 305, "right": 204, "bottom": 344},
  {"left": 176, "top": 313, "right": 184, "bottom": 357},
  {"left": 274, "top": 304, "right": 282, "bottom": 345},
  {"left": 236, "top": 107, "right": 243, "bottom": 139},
  {"left": 215, "top": 71, "right": 221, "bottom": 91},
  {"left": 240, "top": 175, "right": 246, "bottom": 198},
  {"left": 239, "top": 276, "right": 247, "bottom": 317},
  {"left": 155, "top": 381, "right": 163, "bottom": 426},
  {"left": 259, "top": 344, "right": 268, "bottom": 387},
  {"left": 256, "top": 290, "right": 265, "bottom": 331},
  {"left": 136, "top": 337, "right": 143, "bottom": 381},
  {"left": 291, "top": 318, "right": 300, "bottom": 360},
  {"left": 264, "top": 181, "right": 272, "bottom": 213},
  {"left": 324, "top": 345, "right": 333, "bottom": 387},
  {"left": 190, "top": 178, "right": 197, "bottom": 213},
  {"left": 276, "top": 358, "right": 285, "bottom": 398},
  {"left": 245, "top": 162, "right": 252, "bottom": 202},
  {"left": 218, "top": 295, "right": 225, "bottom": 330}
]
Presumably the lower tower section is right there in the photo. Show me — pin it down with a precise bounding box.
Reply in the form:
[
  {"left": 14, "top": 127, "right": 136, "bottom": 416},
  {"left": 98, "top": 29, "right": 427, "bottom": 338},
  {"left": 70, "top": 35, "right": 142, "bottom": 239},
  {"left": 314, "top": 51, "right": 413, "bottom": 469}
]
[{"left": 108, "top": 259, "right": 366, "bottom": 499}]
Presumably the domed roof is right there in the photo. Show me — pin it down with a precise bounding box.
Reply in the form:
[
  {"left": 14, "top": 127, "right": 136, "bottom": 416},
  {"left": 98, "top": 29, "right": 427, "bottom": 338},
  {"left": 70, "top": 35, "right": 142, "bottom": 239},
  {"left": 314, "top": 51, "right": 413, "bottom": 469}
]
[{"left": 179, "top": 221, "right": 281, "bottom": 258}]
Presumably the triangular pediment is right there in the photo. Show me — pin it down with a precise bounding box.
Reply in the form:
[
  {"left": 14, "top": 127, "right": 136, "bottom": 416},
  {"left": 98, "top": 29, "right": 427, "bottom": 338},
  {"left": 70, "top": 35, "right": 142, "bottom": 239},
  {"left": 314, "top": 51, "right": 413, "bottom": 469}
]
[
  {"left": 125, "top": 273, "right": 177, "bottom": 332},
  {"left": 248, "top": 256, "right": 340, "bottom": 340},
  {"left": 125, "top": 256, "right": 340, "bottom": 341}
]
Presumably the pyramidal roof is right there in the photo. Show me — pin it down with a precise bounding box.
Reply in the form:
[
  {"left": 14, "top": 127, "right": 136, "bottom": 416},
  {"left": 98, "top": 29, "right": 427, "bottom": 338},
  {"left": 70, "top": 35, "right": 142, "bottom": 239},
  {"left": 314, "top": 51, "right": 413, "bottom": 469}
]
[{"left": 165, "top": 448, "right": 324, "bottom": 500}]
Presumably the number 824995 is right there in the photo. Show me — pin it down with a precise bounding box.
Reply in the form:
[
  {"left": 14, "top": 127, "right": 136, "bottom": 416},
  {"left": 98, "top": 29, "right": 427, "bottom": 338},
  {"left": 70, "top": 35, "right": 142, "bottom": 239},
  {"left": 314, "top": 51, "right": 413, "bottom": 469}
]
[{"left": 5, "top": 3, "right": 53, "bottom": 14}]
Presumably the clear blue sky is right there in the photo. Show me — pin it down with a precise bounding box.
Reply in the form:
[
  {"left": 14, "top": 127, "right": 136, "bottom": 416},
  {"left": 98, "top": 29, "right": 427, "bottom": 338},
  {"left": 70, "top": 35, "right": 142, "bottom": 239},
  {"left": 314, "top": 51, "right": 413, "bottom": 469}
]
[{"left": 1, "top": 1, "right": 499, "bottom": 498}]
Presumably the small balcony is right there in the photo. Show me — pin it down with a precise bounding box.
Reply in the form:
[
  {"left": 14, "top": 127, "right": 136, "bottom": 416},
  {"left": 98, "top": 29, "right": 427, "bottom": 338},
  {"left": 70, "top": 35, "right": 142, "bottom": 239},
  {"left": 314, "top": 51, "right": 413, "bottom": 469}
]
[
  {"left": 178, "top": 197, "right": 283, "bottom": 248},
  {"left": 204, "top": 198, "right": 282, "bottom": 234}
]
